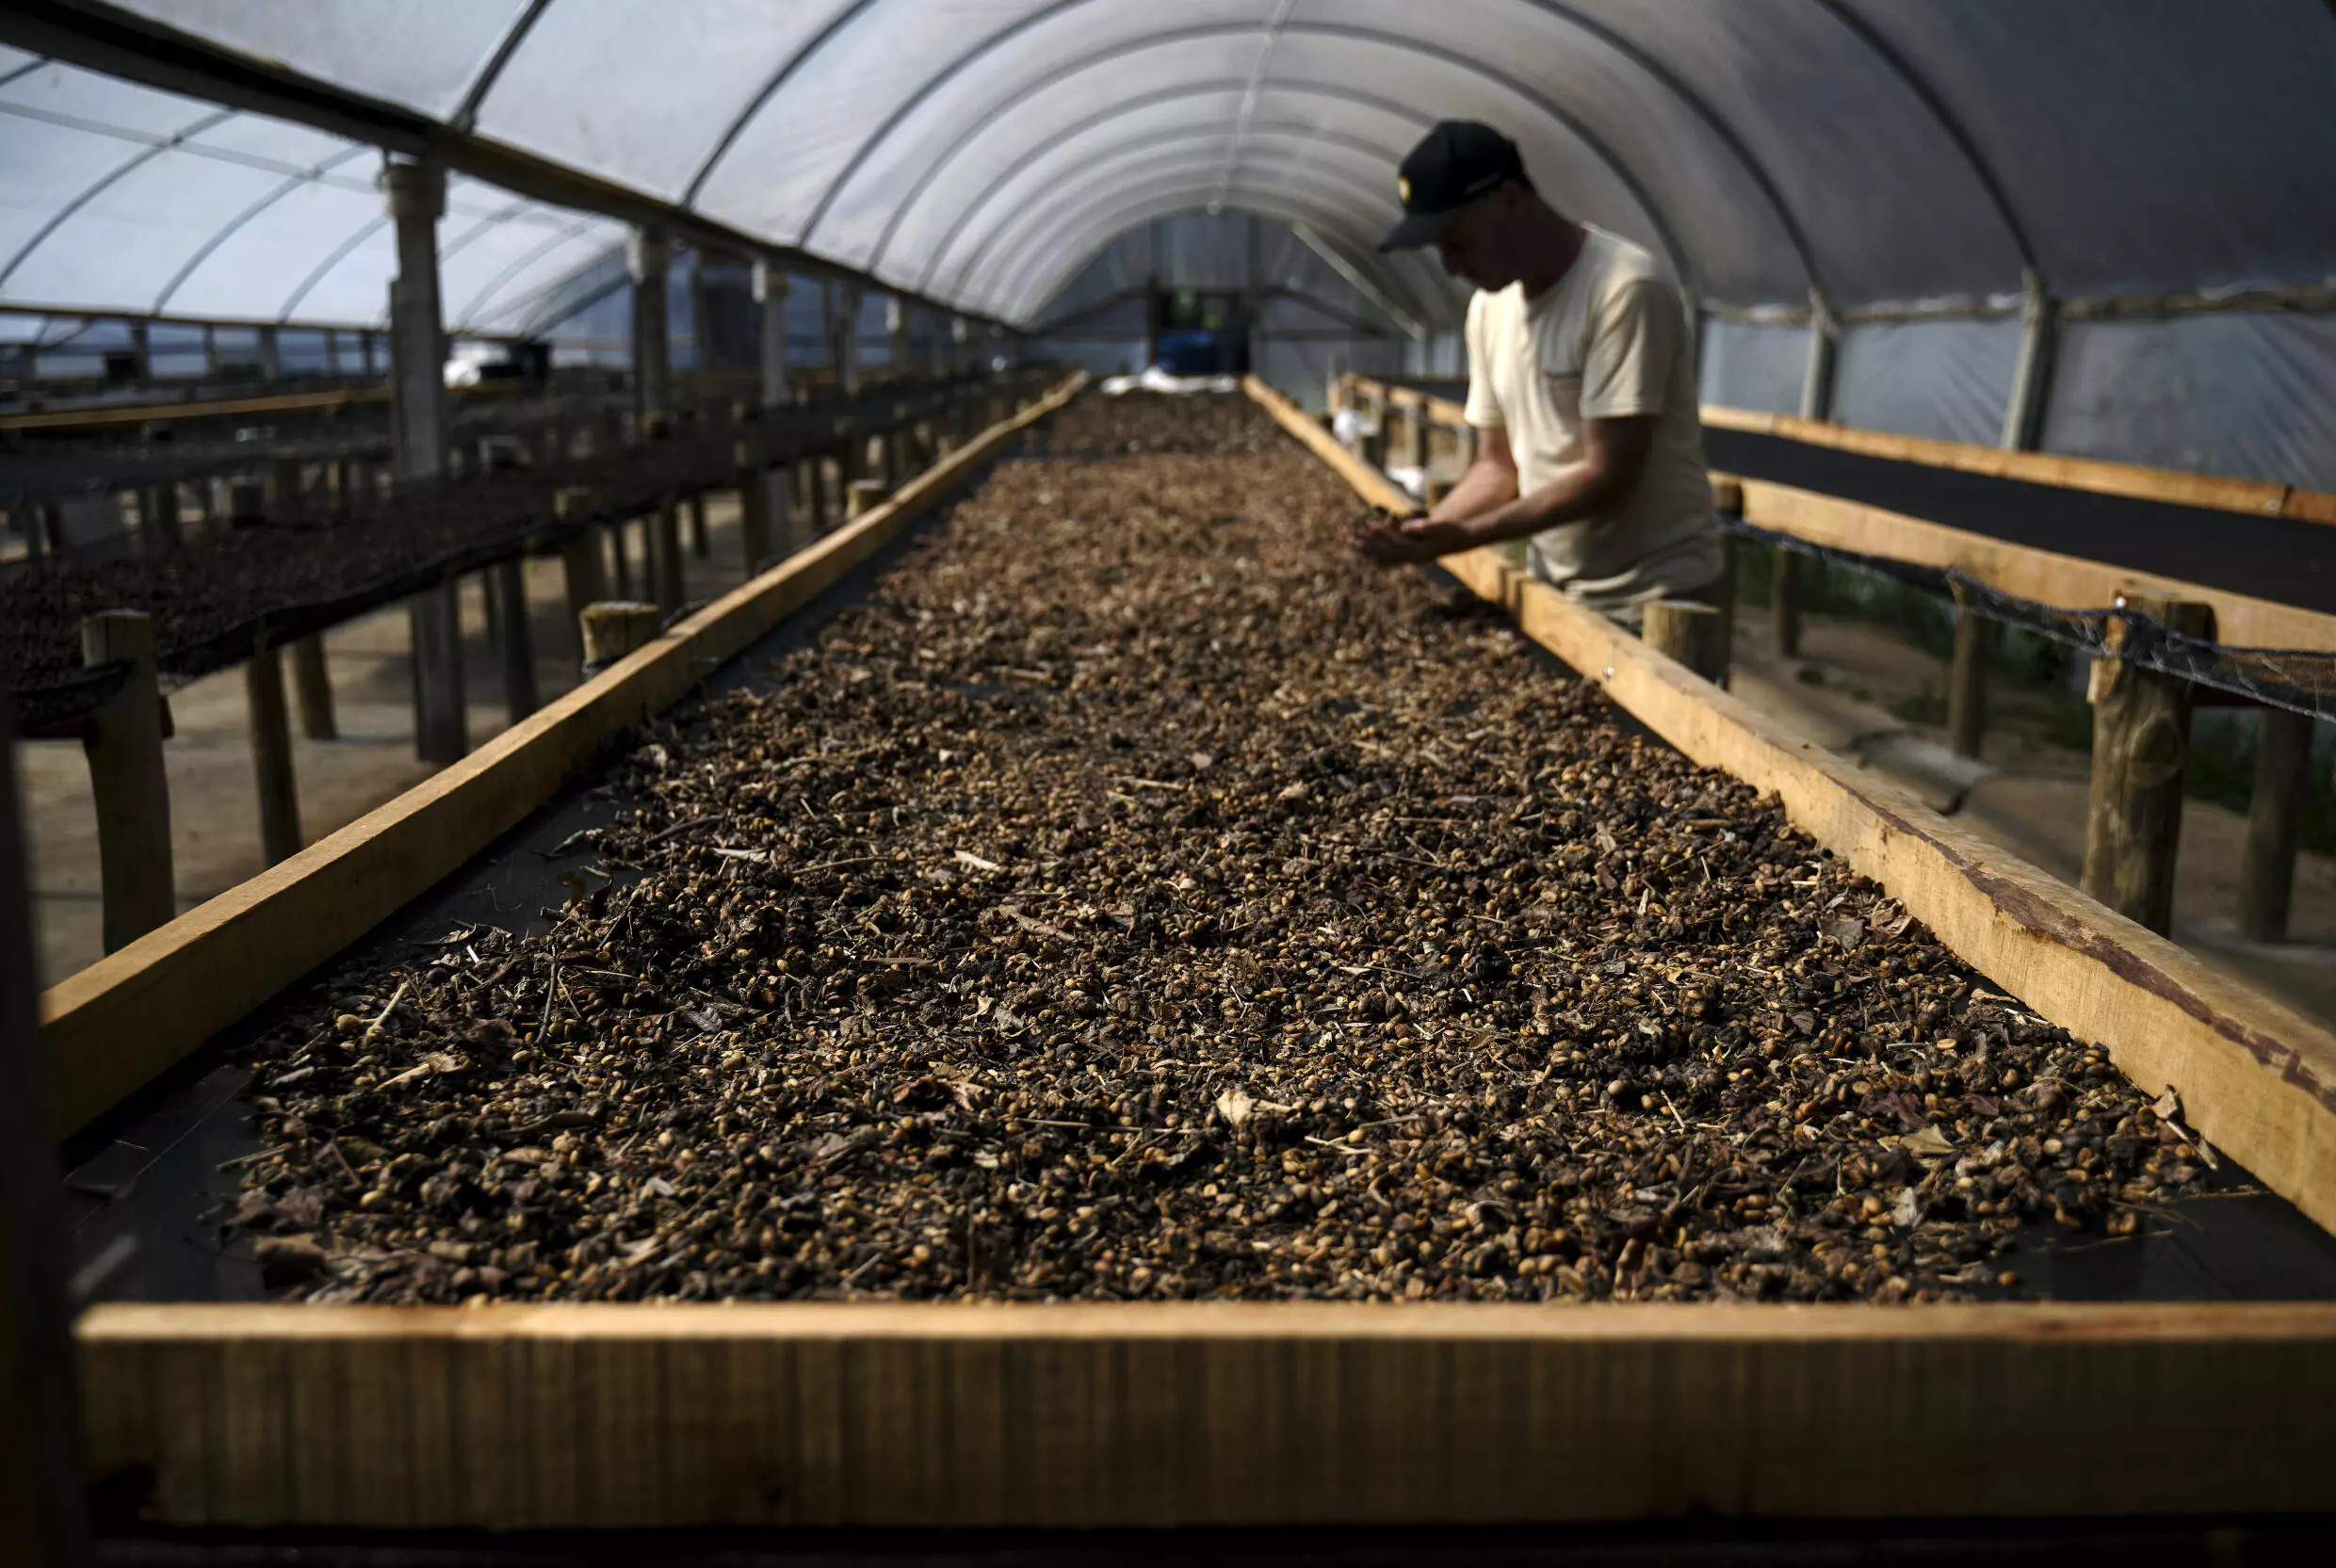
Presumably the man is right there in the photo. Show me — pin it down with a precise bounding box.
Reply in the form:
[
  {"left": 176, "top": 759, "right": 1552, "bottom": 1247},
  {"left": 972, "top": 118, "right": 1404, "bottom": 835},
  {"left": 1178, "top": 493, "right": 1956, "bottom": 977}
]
[{"left": 1351, "top": 121, "right": 1721, "bottom": 623}]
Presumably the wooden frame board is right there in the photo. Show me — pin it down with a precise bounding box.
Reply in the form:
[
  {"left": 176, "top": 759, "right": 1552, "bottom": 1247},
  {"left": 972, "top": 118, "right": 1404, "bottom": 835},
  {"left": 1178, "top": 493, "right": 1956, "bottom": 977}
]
[
  {"left": 40, "top": 373, "right": 1084, "bottom": 1138},
  {"left": 1727, "top": 477, "right": 2336, "bottom": 654},
  {"left": 73, "top": 1299, "right": 2336, "bottom": 1528},
  {"left": 1245, "top": 375, "right": 2336, "bottom": 1240},
  {"left": 51, "top": 378, "right": 2336, "bottom": 1535}
]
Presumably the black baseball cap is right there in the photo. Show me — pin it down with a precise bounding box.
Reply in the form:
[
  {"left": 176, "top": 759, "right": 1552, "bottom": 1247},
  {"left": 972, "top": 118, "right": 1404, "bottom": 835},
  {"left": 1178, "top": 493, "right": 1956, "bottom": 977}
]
[{"left": 1378, "top": 121, "right": 1528, "bottom": 251}]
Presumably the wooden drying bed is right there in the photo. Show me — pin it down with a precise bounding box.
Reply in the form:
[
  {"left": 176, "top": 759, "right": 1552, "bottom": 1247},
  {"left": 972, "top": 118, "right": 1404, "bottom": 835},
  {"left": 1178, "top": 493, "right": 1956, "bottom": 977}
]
[
  {"left": 56, "top": 376, "right": 2336, "bottom": 1531},
  {"left": 40, "top": 373, "right": 1087, "bottom": 1138}
]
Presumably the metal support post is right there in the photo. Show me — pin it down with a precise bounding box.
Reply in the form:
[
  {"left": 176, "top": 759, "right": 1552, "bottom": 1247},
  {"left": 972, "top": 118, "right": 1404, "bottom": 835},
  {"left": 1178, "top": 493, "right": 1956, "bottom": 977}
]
[
  {"left": 754, "top": 258, "right": 790, "bottom": 410},
  {"left": 2000, "top": 269, "right": 2059, "bottom": 453},
  {"left": 381, "top": 156, "right": 466, "bottom": 765},
  {"left": 1798, "top": 292, "right": 1837, "bottom": 424},
  {"left": 629, "top": 227, "right": 673, "bottom": 428},
  {"left": 836, "top": 281, "right": 863, "bottom": 396}
]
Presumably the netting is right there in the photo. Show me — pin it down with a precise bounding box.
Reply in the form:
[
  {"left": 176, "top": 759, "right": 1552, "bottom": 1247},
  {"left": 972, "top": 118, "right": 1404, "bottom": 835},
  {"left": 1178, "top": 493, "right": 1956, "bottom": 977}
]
[{"left": 1722, "top": 517, "right": 2336, "bottom": 725}]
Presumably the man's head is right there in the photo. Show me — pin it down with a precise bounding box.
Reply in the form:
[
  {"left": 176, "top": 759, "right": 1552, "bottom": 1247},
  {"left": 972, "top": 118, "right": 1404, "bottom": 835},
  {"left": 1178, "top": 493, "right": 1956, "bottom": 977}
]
[{"left": 1378, "top": 121, "right": 1548, "bottom": 292}]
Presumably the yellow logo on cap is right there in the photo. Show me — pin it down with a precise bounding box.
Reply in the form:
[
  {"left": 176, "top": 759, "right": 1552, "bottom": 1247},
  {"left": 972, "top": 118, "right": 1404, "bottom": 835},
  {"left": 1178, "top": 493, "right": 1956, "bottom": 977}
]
[{"left": 1397, "top": 175, "right": 1411, "bottom": 203}]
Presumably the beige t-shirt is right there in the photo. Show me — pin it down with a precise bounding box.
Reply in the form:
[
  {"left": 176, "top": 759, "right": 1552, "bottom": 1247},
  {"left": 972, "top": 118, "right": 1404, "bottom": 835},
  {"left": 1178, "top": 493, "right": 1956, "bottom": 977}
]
[{"left": 1463, "top": 227, "right": 1721, "bottom": 608}]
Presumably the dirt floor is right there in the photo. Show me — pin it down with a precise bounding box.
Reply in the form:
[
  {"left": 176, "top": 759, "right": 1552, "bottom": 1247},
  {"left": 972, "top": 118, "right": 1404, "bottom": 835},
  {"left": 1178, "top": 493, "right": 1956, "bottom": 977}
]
[
  {"left": 1724, "top": 607, "right": 2336, "bottom": 1032},
  {"left": 16, "top": 493, "right": 756, "bottom": 989}
]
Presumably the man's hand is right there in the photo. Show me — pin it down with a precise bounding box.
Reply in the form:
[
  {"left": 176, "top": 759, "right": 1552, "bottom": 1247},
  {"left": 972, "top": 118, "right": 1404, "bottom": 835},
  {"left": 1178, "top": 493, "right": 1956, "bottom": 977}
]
[{"left": 1347, "top": 514, "right": 1474, "bottom": 566}]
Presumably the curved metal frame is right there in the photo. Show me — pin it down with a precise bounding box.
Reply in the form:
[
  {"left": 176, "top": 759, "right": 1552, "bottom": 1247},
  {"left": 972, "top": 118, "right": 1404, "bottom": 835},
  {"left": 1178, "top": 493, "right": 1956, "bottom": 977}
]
[
  {"left": 770, "top": 12, "right": 1704, "bottom": 304},
  {"left": 679, "top": 0, "right": 885, "bottom": 208},
  {"left": 877, "top": 73, "right": 1426, "bottom": 283},
  {"left": 0, "top": 105, "right": 235, "bottom": 290},
  {"left": 947, "top": 143, "right": 1416, "bottom": 316},
  {"left": 455, "top": 215, "right": 609, "bottom": 327},
  {"left": 933, "top": 123, "right": 1418, "bottom": 306},
  {"left": 1000, "top": 186, "right": 1407, "bottom": 325},
  {"left": 275, "top": 211, "right": 390, "bottom": 323},
  {"left": 987, "top": 167, "right": 1414, "bottom": 322},
  {"left": 150, "top": 142, "right": 373, "bottom": 315},
  {"left": 1807, "top": 0, "right": 2042, "bottom": 283},
  {"left": 450, "top": 0, "right": 550, "bottom": 133}
]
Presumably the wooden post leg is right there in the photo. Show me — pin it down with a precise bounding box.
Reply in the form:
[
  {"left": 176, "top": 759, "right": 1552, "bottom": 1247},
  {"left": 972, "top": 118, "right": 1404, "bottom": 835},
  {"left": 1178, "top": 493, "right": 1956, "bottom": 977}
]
[
  {"left": 0, "top": 691, "right": 94, "bottom": 1568},
  {"left": 687, "top": 490, "right": 709, "bottom": 558},
  {"left": 804, "top": 457, "right": 829, "bottom": 537},
  {"left": 290, "top": 635, "right": 336, "bottom": 739},
  {"left": 1643, "top": 600, "right": 1728, "bottom": 687},
  {"left": 848, "top": 479, "right": 889, "bottom": 521},
  {"left": 580, "top": 601, "right": 662, "bottom": 671},
  {"left": 142, "top": 483, "right": 183, "bottom": 554},
  {"left": 246, "top": 639, "right": 302, "bottom": 865},
  {"left": 2238, "top": 705, "right": 2313, "bottom": 943},
  {"left": 652, "top": 499, "right": 686, "bottom": 612},
  {"left": 2081, "top": 595, "right": 2213, "bottom": 934},
  {"left": 1948, "top": 609, "right": 1995, "bottom": 760},
  {"left": 1714, "top": 538, "right": 1738, "bottom": 690},
  {"left": 492, "top": 559, "right": 539, "bottom": 723},
  {"left": 1772, "top": 549, "right": 1803, "bottom": 658},
  {"left": 80, "top": 610, "right": 175, "bottom": 950},
  {"left": 409, "top": 582, "right": 467, "bottom": 767},
  {"left": 769, "top": 464, "right": 799, "bottom": 558}
]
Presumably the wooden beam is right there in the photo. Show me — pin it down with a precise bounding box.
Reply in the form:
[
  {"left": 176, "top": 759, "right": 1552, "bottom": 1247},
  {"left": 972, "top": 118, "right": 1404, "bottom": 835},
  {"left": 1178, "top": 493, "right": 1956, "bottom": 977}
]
[
  {"left": 1643, "top": 599, "right": 1728, "bottom": 686},
  {"left": 2238, "top": 705, "right": 2314, "bottom": 944},
  {"left": 1733, "top": 479, "right": 2336, "bottom": 655},
  {"left": 40, "top": 373, "right": 1086, "bottom": 1138},
  {"left": 1702, "top": 403, "right": 2336, "bottom": 528},
  {"left": 1, "top": 696, "right": 90, "bottom": 1566},
  {"left": 71, "top": 1300, "right": 2336, "bottom": 1529},
  {"left": 79, "top": 611, "right": 174, "bottom": 953},
  {"left": 1243, "top": 374, "right": 2336, "bottom": 1239},
  {"left": 2080, "top": 595, "right": 2213, "bottom": 935}
]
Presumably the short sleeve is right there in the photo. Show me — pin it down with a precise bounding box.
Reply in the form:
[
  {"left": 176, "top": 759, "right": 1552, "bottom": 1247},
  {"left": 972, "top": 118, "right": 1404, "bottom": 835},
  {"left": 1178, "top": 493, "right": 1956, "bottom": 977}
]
[
  {"left": 1462, "top": 292, "right": 1503, "bottom": 429},
  {"left": 1581, "top": 277, "right": 1679, "bottom": 420}
]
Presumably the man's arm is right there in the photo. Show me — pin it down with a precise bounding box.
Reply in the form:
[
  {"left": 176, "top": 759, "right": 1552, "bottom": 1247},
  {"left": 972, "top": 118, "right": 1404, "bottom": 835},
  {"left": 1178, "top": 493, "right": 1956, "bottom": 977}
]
[{"left": 1352, "top": 414, "right": 1655, "bottom": 565}]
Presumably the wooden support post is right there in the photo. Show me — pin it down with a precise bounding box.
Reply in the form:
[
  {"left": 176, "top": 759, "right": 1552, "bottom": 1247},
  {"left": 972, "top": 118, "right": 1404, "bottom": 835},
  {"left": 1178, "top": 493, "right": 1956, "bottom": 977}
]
[
  {"left": 79, "top": 611, "right": 174, "bottom": 951},
  {"left": 2081, "top": 594, "right": 2213, "bottom": 935},
  {"left": 804, "top": 456, "right": 829, "bottom": 537},
  {"left": 409, "top": 582, "right": 467, "bottom": 767},
  {"left": 579, "top": 601, "right": 661, "bottom": 670},
  {"left": 848, "top": 479, "right": 889, "bottom": 520},
  {"left": 1715, "top": 536, "right": 1738, "bottom": 687},
  {"left": 2238, "top": 705, "right": 2313, "bottom": 943},
  {"left": 1771, "top": 548, "right": 1803, "bottom": 658},
  {"left": 492, "top": 558, "right": 538, "bottom": 723},
  {"left": 246, "top": 638, "right": 302, "bottom": 866},
  {"left": 141, "top": 482, "right": 182, "bottom": 554},
  {"left": 1643, "top": 600, "right": 1728, "bottom": 687},
  {"left": 0, "top": 691, "right": 92, "bottom": 1568},
  {"left": 552, "top": 487, "right": 602, "bottom": 668},
  {"left": 687, "top": 490, "right": 709, "bottom": 559},
  {"left": 736, "top": 442, "right": 771, "bottom": 575},
  {"left": 289, "top": 636, "right": 335, "bottom": 740},
  {"left": 605, "top": 518, "right": 634, "bottom": 599},
  {"left": 1948, "top": 609, "right": 1995, "bottom": 760},
  {"left": 652, "top": 498, "right": 686, "bottom": 612}
]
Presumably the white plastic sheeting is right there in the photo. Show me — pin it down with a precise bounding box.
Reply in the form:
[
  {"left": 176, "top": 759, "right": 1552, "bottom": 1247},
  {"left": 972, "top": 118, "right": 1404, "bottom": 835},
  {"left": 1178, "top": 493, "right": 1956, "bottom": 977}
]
[
  {"left": 1696, "top": 321, "right": 1808, "bottom": 418},
  {"left": 35, "top": 0, "right": 2329, "bottom": 324},
  {"left": 0, "top": 45, "right": 625, "bottom": 331},
  {"left": 2046, "top": 315, "right": 2336, "bottom": 493},
  {"left": 1830, "top": 317, "right": 2025, "bottom": 448}
]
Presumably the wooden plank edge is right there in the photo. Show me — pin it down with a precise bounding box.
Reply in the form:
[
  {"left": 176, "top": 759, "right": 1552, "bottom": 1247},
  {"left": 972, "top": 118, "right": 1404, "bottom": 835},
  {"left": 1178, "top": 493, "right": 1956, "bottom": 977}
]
[
  {"left": 39, "top": 372, "right": 1089, "bottom": 1137},
  {"left": 1699, "top": 402, "right": 2336, "bottom": 529},
  {"left": 1245, "top": 376, "right": 2336, "bottom": 1239},
  {"left": 73, "top": 1300, "right": 2336, "bottom": 1528},
  {"left": 1735, "top": 477, "right": 2336, "bottom": 655}
]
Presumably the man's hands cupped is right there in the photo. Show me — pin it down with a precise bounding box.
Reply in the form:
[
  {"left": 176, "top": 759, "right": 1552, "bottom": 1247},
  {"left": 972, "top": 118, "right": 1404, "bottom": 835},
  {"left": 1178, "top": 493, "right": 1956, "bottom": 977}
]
[{"left": 1346, "top": 513, "right": 1476, "bottom": 567}]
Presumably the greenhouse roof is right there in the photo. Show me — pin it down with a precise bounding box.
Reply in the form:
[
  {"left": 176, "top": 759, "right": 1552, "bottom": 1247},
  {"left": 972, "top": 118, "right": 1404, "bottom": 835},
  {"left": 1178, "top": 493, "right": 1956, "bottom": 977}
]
[{"left": 4, "top": 0, "right": 2332, "bottom": 331}]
